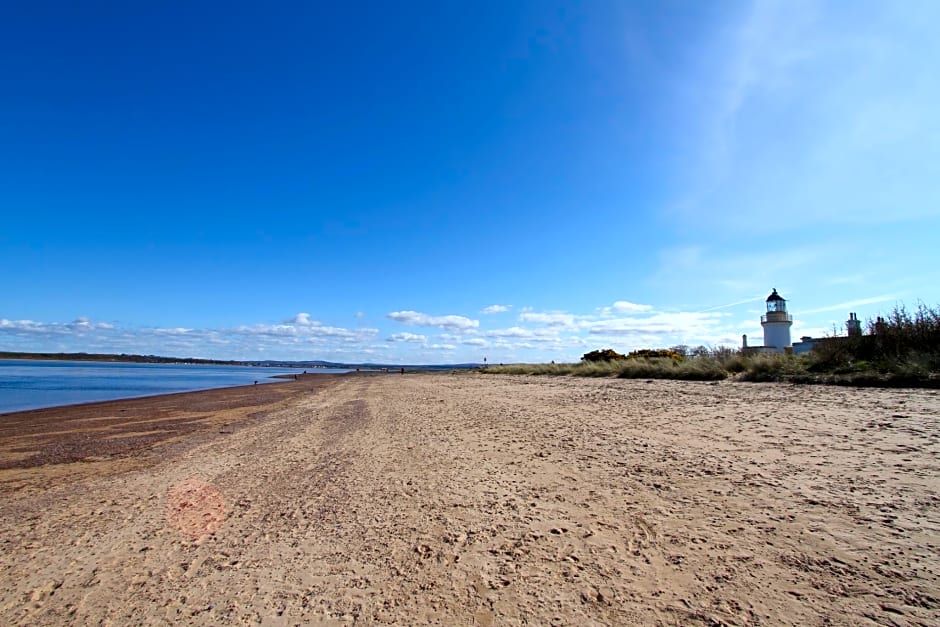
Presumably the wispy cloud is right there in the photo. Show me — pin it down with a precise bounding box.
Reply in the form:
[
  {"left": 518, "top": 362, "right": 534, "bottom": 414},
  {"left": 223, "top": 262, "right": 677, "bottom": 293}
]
[
  {"left": 800, "top": 294, "right": 898, "bottom": 315},
  {"left": 700, "top": 295, "right": 767, "bottom": 312},
  {"left": 672, "top": 0, "right": 940, "bottom": 230},
  {"left": 649, "top": 243, "right": 840, "bottom": 308},
  {"left": 481, "top": 304, "right": 511, "bottom": 314}
]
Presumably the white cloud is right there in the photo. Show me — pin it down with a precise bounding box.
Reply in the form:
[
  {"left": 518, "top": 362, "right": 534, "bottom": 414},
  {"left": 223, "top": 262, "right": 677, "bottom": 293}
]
[
  {"left": 485, "top": 326, "right": 537, "bottom": 338},
  {"left": 8, "top": 287, "right": 897, "bottom": 364},
  {"left": 481, "top": 304, "right": 511, "bottom": 314},
  {"left": 289, "top": 312, "right": 313, "bottom": 325},
  {"left": 387, "top": 310, "right": 479, "bottom": 331},
  {"left": 599, "top": 301, "right": 655, "bottom": 316},
  {"left": 387, "top": 332, "right": 427, "bottom": 343},
  {"left": 232, "top": 313, "right": 382, "bottom": 344},
  {"left": 518, "top": 311, "right": 576, "bottom": 327},
  {"left": 485, "top": 326, "right": 560, "bottom": 341},
  {"left": 0, "top": 317, "right": 114, "bottom": 334},
  {"left": 73, "top": 316, "right": 115, "bottom": 330},
  {"left": 0, "top": 319, "right": 40, "bottom": 332},
  {"left": 582, "top": 312, "right": 724, "bottom": 336},
  {"left": 611, "top": 301, "right": 653, "bottom": 314},
  {"left": 151, "top": 327, "right": 194, "bottom": 336},
  {"left": 236, "top": 322, "right": 376, "bottom": 341},
  {"left": 0, "top": 314, "right": 378, "bottom": 361}
]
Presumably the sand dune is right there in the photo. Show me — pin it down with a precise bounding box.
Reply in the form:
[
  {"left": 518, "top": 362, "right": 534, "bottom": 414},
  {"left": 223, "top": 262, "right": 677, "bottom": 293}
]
[{"left": 1, "top": 374, "right": 938, "bottom": 625}]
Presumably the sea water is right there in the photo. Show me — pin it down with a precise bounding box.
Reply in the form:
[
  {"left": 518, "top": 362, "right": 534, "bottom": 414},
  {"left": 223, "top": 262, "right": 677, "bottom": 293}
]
[{"left": 0, "top": 360, "right": 344, "bottom": 414}]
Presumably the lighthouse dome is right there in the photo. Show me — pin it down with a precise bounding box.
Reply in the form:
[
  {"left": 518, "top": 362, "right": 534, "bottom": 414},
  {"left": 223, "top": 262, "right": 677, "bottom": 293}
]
[{"left": 766, "top": 289, "right": 784, "bottom": 303}]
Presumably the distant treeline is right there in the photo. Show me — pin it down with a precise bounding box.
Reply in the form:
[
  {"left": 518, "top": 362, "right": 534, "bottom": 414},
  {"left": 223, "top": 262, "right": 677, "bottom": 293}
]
[
  {"left": 0, "top": 351, "right": 479, "bottom": 370},
  {"left": 0, "top": 351, "right": 243, "bottom": 366}
]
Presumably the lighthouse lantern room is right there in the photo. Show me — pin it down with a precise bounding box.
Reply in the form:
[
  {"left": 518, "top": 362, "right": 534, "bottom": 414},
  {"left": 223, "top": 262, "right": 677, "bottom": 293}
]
[{"left": 761, "top": 289, "right": 793, "bottom": 352}]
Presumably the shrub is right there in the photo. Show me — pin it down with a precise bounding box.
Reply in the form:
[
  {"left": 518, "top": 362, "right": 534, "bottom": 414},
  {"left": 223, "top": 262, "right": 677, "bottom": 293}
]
[
  {"left": 716, "top": 352, "right": 751, "bottom": 374},
  {"left": 626, "top": 349, "right": 685, "bottom": 362},
  {"left": 737, "top": 354, "right": 802, "bottom": 382},
  {"left": 805, "top": 303, "right": 940, "bottom": 375},
  {"left": 617, "top": 357, "right": 725, "bottom": 381},
  {"left": 483, "top": 363, "right": 578, "bottom": 376},
  {"left": 582, "top": 348, "right": 627, "bottom": 362}
]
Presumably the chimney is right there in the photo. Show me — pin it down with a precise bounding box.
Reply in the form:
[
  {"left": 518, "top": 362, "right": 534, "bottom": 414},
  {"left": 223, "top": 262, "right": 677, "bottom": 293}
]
[{"left": 846, "top": 312, "right": 862, "bottom": 337}]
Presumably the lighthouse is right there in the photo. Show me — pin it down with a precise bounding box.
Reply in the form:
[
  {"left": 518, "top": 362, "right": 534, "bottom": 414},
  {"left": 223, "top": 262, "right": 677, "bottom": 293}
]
[{"left": 761, "top": 289, "right": 793, "bottom": 352}]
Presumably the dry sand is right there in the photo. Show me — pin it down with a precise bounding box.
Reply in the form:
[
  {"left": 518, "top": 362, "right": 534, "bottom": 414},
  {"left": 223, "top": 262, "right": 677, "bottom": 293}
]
[{"left": 1, "top": 373, "right": 938, "bottom": 625}]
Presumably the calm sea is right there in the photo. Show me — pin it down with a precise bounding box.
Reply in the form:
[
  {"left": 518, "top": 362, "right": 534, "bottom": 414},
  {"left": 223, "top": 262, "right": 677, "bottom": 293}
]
[{"left": 0, "top": 360, "right": 347, "bottom": 414}]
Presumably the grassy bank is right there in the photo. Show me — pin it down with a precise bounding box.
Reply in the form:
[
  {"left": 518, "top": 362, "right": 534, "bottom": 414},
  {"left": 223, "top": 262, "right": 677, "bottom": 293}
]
[
  {"left": 482, "top": 357, "right": 726, "bottom": 381},
  {"left": 481, "top": 305, "right": 940, "bottom": 388},
  {"left": 482, "top": 354, "right": 939, "bottom": 387}
]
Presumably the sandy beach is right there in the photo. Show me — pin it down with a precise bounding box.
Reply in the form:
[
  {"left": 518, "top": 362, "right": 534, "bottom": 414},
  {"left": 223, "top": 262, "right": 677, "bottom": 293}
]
[{"left": 1, "top": 373, "right": 938, "bottom": 625}]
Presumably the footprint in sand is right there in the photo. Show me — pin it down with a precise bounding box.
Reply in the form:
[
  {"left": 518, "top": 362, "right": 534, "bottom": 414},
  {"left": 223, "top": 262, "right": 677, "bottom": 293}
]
[{"left": 166, "top": 477, "right": 226, "bottom": 541}]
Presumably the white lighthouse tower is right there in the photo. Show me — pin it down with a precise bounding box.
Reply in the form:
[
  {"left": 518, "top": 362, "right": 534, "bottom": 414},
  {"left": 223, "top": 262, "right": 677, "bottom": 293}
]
[{"left": 761, "top": 289, "right": 793, "bottom": 352}]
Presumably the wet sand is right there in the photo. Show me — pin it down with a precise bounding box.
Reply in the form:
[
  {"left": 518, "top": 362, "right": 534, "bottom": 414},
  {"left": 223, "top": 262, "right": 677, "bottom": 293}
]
[{"left": 1, "top": 374, "right": 938, "bottom": 625}]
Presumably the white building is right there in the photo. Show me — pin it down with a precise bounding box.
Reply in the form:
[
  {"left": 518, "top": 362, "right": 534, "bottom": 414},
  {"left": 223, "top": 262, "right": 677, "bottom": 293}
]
[
  {"left": 792, "top": 311, "right": 864, "bottom": 354},
  {"left": 762, "top": 289, "right": 793, "bottom": 352},
  {"left": 742, "top": 289, "right": 793, "bottom": 354}
]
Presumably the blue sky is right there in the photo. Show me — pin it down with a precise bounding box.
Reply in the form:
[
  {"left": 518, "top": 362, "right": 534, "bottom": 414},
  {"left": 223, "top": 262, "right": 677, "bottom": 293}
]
[{"left": 2, "top": 0, "right": 938, "bottom": 363}]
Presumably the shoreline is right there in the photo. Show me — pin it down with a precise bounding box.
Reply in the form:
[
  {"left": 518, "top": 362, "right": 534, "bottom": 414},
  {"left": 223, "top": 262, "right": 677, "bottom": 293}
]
[
  {"left": 0, "top": 361, "right": 336, "bottom": 416},
  {"left": 0, "top": 374, "right": 341, "bottom": 476},
  {"left": 0, "top": 378, "right": 289, "bottom": 418}
]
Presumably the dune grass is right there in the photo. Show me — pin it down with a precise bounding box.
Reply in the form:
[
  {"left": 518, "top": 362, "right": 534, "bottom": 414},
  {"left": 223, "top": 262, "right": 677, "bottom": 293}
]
[
  {"left": 484, "top": 320, "right": 937, "bottom": 387},
  {"left": 482, "top": 303, "right": 940, "bottom": 387},
  {"left": 483, "top": 357, "right": 727, "bottom": 381},
  {"left": 481, "top": 353, "right": 821, "bottom": 384},
  {"left": 483, "top": 353, "right": 939, "bottom": 387}
]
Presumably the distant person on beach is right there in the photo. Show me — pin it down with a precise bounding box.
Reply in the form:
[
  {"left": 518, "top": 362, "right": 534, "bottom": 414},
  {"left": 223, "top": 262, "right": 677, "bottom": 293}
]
[{"left": 400, "top": 367, "right": 404, "bottom": 375}]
